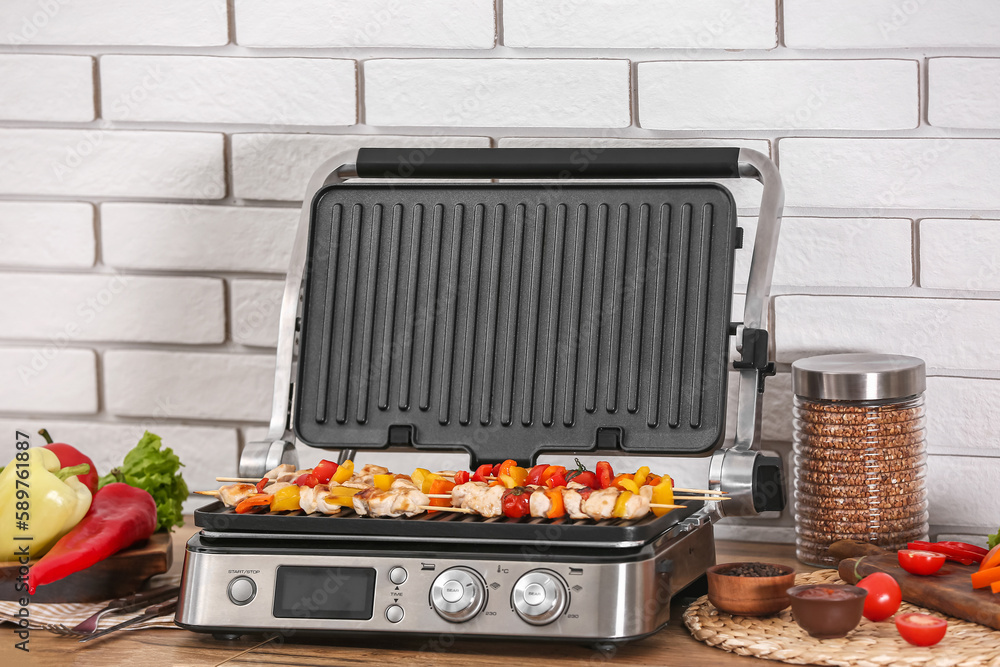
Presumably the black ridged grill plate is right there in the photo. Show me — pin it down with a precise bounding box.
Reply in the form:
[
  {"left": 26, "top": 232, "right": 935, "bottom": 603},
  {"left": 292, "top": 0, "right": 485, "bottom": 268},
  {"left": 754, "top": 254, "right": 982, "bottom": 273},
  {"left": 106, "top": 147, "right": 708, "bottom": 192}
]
[{"left": 295, "top": 183, "right": 737, "bottom": 463}]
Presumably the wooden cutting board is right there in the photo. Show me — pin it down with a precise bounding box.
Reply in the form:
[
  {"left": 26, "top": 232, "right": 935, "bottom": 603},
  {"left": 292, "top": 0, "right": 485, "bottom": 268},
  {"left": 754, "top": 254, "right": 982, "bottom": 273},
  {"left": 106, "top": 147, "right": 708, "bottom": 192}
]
[
  {"left": 832, "top": 539, "right": 1000, "bottom": 631},
  {"left": 0, "top": 531, "right": 171, "bottom": 603}
]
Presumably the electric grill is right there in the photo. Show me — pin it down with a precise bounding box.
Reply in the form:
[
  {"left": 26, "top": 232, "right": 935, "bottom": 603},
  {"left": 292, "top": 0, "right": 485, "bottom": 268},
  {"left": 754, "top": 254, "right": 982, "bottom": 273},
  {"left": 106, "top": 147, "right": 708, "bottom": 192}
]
[{"left": 176, "top": 147, "right": 786, "bottom": 644}]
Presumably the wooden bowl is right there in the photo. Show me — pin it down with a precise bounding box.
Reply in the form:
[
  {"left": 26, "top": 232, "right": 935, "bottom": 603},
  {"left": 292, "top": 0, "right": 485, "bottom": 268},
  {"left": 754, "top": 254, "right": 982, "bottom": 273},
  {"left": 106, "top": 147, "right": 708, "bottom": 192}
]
[{"left": 706, "top": 562, "right": 797, "bottom": 616}]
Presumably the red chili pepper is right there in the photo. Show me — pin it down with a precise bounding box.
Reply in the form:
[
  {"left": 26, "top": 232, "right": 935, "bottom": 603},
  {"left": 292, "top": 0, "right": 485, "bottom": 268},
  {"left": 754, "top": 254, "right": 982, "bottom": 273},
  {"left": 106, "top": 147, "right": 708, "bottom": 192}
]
[
  {"left": 27, "top": 483, "right": 157, "bottom": 594},
  {"left": 907, "top": 541, "right": 984, "bottom": 565},
  {"left": 501, "top": 487, "right": 531, "bottom": 518},
  {"left": 293, "top": 473, "right": 320, "bottom": 488},
  {"left": 38, "top": 429, "right": 99, "bottom": 495},
  {"left": 596, "top": 461, "right": 614, "bottom": 489},
  {"left": 453, "top": 470, "right": 470, "bottom": 485},
  {"left": 471, "top": 464, "right": 493, "bottom": 483},
  {"left": 526, "top": 464, "right": 548, "bottom": 486},
  {"left": 312, "top": 459, "right": 339, "bottom": 485},
  {"left": 255, "top": 477, "right": 268, "bottom": 493}
]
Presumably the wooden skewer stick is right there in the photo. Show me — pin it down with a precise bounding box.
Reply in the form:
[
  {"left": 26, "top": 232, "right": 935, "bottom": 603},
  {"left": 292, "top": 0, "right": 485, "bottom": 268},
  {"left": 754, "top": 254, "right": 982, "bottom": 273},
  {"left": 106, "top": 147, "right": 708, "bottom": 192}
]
[
  {"left": 673, "top": 496, "right": 730, "bottom": 501},
  {"left": 417, "top": 505, "right": 476, "bottom": 514},
  {"left": 195, "top": 490, "right": 221, "bottom": 497},
  {"left": 674, "top": 488, "right": 728, "bottom": 495},
  {"left": 216, "top": 477, "right": 260, "bottom": 483}
]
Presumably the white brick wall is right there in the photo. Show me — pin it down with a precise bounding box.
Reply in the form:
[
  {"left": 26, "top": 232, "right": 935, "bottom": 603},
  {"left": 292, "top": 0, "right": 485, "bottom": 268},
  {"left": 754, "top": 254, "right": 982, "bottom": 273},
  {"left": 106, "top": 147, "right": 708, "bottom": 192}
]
[
  {"left": 0, "top": 54, "right": 94, "bottom": 122},
  {"left": 1, "top": 2, "right": 997, "bottom": 540},
  {"left": 0, "top": 0, "right": 228, "bottom": 47},
  {"left": 639, "top": 60, "right": 918, "bottom": 130},
  {"left": 0, "top": 201, "right": 95, "bottom": 268},
  {"left": 783, "top": 0, "right": 1000, "bottom": 49},
  {"left": 503, "top": 0, "right": 777, "bottom": 50},
  {"left": 234, "top": 0, "right": 496, "bottom": 49},
  {"left": 365, "top": 59, "right": 631, "bottom": 128}
]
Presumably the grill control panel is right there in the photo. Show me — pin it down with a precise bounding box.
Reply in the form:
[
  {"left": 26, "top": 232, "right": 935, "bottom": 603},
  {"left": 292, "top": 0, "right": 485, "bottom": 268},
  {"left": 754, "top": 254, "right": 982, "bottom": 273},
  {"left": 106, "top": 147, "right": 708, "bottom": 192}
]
[{"left": 177, "top": 524, "right": 715, "bottom": 641}]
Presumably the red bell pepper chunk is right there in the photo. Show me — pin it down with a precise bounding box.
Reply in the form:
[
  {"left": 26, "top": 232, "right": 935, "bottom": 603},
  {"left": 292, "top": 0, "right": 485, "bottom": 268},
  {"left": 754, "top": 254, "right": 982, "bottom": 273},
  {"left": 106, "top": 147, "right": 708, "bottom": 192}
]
[
  {"left": 544, "top": 472, "right": 566, "bottom": 488},
  {"left": 293, "top": 473, "right": 320, "bottom": 488},
  {"left": 236, "top": 494, "right": 273, "bottom": 514},
  {"left": 907, "top": 541, "right": 984, "bottom": 565},
  {"left": 454, "top": 470, "right": 470, "bottom": 485},
  {"left": 28, "top": 483, "right": 158, "bottom": 594},
  {"left": 596, "top": 461, "right": 614, "bottom": 489},
  {"left": 312, "top": 459, "right": 339, "bottom": 484},
  {"left": 570, "top": 471, "right": 598, "bottom": 489},
  {"left": 255, "top": 477, "right": 269, "bottom": 493},
  {"left": 472, "top": 464, "right": 494, "bottom": 483},
  {"left": 526, "top": 464, "right": 548, "bottom": 486}
]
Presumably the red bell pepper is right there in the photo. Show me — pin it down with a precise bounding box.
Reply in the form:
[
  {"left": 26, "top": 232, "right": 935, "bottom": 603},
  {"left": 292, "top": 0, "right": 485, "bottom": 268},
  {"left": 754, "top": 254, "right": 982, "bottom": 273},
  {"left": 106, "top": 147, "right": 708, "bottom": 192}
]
[
  {"left": 255, "top": 477, "right": 269, "bottom": 493},
  {"left": 596, "top": 461, "right": 614, "bottom": 489},
  {"left": 526, "top": 464, "right": 548, "bottom": 486},
  {"left": 312, "top": 459, "right": 339, "bottom": 485},
  {"left": 38, "top": 429, "right": 99, "bottom": 495},
  {"left": 28, "top": 483, "right": 157, "bottom": 594},
  {"left": 293, "top": 473, "right": 319, "bottom": 488},
  {"left": 236, "top": 494, "right": 273, "bottom": 513},
  {"left": 908, "top": 541, "right": 985, "bottom": 566},
  {"left": 570, "top": 471, "right": 598, "bottom": 488},
  {"left": 471, "top": 464, "right": 493, "bottom": 483},
  {"left": 453, "top": 470, "right": 470, "bottom": 485},
  {"left": 544, "top": 472, "right": 567, "bottom": 488}
]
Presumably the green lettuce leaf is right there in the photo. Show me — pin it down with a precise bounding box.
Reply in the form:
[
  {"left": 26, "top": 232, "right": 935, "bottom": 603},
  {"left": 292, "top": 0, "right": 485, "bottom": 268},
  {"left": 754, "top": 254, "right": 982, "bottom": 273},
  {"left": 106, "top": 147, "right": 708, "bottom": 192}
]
[
  {"left": 99, "top": 431, "right": 188, "bottom": 531},
  {"left": 990, "top": 529, "right": 999, "bottom": 550}
]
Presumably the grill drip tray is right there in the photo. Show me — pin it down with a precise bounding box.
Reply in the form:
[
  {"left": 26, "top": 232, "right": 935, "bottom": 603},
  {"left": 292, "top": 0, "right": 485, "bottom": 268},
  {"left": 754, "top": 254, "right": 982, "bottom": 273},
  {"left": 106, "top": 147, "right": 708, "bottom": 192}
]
[{"left": 194, "top": 499, "right": 704, "bottom": 548}]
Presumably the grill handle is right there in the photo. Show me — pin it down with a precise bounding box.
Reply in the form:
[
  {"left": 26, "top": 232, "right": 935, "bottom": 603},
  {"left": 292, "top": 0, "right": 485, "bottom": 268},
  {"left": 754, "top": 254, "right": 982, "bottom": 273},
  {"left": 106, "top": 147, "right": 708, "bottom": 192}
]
[{"left": 356, "top": 147, "right": 741, "bottom": 180}]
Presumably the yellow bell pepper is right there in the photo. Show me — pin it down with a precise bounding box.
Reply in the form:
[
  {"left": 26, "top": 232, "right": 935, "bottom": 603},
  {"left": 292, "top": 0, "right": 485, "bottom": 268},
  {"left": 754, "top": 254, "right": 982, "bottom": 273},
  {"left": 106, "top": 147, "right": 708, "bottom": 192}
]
[
  {"left": 324, "top": 486, "right": 359, "bottom": 507},
  {"left": 270, "top": 485, "right": 301, "bottom": 512},
  {"left": 410, "top": 468, "right": 431, "bottom": 492},
  {"left": 650, "top": 476, "right": 674, "bottom": 517},
  {"left": 373, "top": 474, "right": 395, "bottom": 491},
  {"left": 633, "top": 466, "right": 650, "bottom": 487},
  {"left": 0, "top": 448, "right": 92, "bottom": 560},
  {"left": 331, "top": 459, "right": 354, "bottom": 485},
  {"left": 612, "top": 491, "right": 633, "bottom": 519}
]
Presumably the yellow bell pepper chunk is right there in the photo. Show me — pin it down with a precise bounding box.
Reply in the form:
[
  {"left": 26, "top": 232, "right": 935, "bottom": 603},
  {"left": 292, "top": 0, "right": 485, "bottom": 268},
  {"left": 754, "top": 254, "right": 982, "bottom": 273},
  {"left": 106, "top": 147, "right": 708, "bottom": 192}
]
[
  {"left": 410, "top": 468, "right": 430, "bottom": 492},
  {"left": 325, "top": 486, "right": 360, "bottom": 507},
  {"left": 421, "top": 473, "right": 442, "bottom": 494},
  {"left": 270, "top": 484, "right": 301, "bottom": 512},
  {"left": 331, "top": 459, "right": 354, "bottom": 484},
  {"left": 650, "top": 476, "right": 674, "bottom": 517},
  {"left": 499, "top": 474, "right": 516, "bottom": 489},
  {"left": 633, "top": 466, "right": 650, "bottom": 487},
  {"left": 612, "top": 491, "right": 633, "bottom": 519},
  {"left": 508, "top": 466, "right": 528, "bottom": 487},
  {"left": 0, "top": 448, "right": 92, "bottom": 560},
  {"left": 618, "top": 478, "right": 639, "bottom": 494},
  {"left": 373, "top": 474, "right": 395, "bottom": 491}
]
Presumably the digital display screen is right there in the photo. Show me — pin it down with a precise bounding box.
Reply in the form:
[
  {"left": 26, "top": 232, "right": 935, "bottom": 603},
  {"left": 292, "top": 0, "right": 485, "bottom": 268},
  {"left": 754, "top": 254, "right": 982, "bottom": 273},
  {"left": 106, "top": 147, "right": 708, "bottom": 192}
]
[{"left": 273, "top": 566, "right": 375, "bottom": 620}]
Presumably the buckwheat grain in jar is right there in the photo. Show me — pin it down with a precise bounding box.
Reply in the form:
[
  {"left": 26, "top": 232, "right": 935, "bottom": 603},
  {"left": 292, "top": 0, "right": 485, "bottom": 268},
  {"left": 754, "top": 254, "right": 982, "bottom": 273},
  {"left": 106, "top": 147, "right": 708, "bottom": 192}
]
[{"left": 791, "top": 353, "right": 929, "bottom": 567}]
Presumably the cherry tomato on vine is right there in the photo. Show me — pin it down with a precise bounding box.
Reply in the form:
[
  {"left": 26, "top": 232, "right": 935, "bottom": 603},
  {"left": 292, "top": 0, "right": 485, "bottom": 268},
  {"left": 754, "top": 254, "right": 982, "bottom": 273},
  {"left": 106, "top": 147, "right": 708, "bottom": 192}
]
[
  {"left": 895, "top": 613, "right": 947, "bottom": 646},
  {"left": 898, "top": 549, "right": 946, "bottom": 576},
  {"left": 857, "top": 572, "right": 901, "bottom": 622}
]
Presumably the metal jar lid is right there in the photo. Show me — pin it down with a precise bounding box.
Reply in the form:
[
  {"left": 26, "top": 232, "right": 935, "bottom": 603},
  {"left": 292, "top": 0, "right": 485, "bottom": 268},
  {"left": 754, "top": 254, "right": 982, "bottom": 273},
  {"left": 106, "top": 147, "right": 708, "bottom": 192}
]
[{"left": 791, "top": 353, "right": 926, "bottom": 401}]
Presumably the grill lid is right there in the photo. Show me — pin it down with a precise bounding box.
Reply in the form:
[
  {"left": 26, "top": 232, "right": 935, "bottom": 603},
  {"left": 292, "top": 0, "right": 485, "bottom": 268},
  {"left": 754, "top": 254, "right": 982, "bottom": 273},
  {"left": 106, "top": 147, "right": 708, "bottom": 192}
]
[{"left": 294, "top": 181, "right": 738, "bottom": 465}]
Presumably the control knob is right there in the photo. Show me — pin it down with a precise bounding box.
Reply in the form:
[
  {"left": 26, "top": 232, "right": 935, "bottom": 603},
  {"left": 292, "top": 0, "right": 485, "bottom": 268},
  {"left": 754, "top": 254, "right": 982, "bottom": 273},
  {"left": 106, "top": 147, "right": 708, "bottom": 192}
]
[
  {"left": 511, "top": 569, "right": 569, "bottom": 625},
  {"left": 429, "top": 567, "right": 487, "bottom": 623}
]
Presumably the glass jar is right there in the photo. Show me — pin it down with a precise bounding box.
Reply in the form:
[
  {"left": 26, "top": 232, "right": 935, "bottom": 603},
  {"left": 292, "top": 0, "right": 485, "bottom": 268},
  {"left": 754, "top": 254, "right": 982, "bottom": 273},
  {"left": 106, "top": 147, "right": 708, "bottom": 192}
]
[{"left": 791, "top": 353, "right": 929, "bottom": 567}]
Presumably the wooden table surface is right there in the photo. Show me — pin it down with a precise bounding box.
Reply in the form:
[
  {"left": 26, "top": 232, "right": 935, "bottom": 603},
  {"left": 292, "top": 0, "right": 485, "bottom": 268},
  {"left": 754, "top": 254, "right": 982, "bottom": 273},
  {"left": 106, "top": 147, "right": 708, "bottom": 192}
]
[{"left": 8, "top": 520, "right": 819, "bottom": 667}]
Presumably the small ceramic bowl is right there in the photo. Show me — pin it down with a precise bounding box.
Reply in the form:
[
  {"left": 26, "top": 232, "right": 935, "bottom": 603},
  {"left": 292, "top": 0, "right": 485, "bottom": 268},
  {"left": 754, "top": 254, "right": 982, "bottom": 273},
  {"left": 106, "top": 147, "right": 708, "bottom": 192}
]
[
  {"left": 787, "top": 584, "right": 868, "bottom": 639},
  {"left": 706, "top": 562, "right": 797, "bottom": 615}
]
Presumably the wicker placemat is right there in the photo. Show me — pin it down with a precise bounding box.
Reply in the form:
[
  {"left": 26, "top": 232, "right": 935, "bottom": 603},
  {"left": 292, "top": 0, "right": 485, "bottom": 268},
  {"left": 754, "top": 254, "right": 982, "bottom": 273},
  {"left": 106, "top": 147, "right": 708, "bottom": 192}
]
[{"left": 683, "top": 569, "right": 1000, "bottom": 667}]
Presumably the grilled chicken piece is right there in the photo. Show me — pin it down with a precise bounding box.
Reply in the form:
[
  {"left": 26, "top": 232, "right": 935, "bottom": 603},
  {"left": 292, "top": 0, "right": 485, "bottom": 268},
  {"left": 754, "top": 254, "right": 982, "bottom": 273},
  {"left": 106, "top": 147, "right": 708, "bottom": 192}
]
[
  {"left": 261, "top": 481, "right": 292, "bottom": 495},
  {"left": 352, "top": 485, "right": 429, "bottom": 518},
  {"left": 639, "top": 485, "right": 654, "bottom": 502},
  {"left": 299, "top": 484, "right": 341, "bottom": 515},
  {"left": 452, "top": 483, "right": 505, "bottom": 518},
  {"left": 218, "top": 483, "right": 257, "bottom": 507},
  {"left": 263, "top": 463, "right": 296, "bottom": 480},
  {"left": 562, "top": 489, "right": 589, "bottom": 520},
  {"left": 622, "top": 492, "right": 650, "bottom": 520},
  {"left": 582, "top": 488, "right": 619, "bottom": 520},
  {"left": 529, "top": 490, "right": 551, "bottom": 518}
]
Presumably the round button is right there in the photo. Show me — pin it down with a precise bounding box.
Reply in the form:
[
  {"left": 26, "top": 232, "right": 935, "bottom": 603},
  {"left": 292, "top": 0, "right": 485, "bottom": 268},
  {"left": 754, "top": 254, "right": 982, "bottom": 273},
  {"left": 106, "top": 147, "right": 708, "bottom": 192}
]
[
  {"left": 385, "top": 605, "right": 404, "bottom": 623},
  {"left": 512, "top": 570, "right": 568, "bottom": 626},
  {"left": 227, "top": 576, "right": 256, "bottom": 606},
  {"left": 388, "top": 566, "right": 407, "bottom": 585},
  {"left": 430, "top": 567, "right": 487, "bottom": 623},
  {"left": 523, "top": 583, "right": 546, "bottom": 606},
  {"left": 441, "top": 580, "right": 464, "bottom": 603}
]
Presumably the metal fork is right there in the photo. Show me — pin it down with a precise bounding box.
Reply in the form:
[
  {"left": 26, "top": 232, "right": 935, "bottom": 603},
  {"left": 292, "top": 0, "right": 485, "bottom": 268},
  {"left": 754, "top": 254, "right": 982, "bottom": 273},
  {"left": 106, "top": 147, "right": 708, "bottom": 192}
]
[
  {"left": 40, "top": 584, "right": 178, "bottom": 637},
  {"left": 42, "top": 623, "right": 88, "bottom": 637}
]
